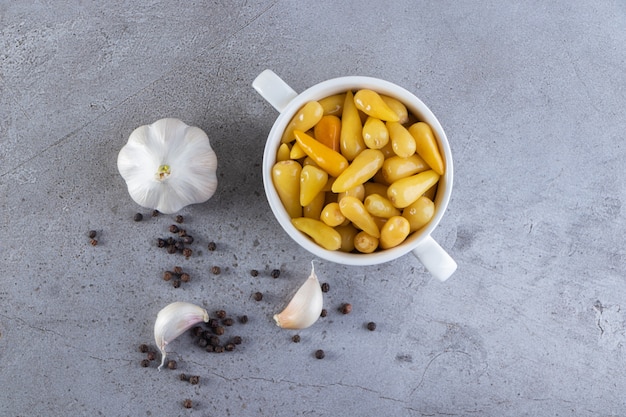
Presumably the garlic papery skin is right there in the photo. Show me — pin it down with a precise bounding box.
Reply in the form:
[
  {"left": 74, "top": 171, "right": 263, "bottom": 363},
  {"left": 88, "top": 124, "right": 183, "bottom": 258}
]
[
  {"left": 117, "top": 118, "right": 218, "bottom": 214},
  {"left": 154, "top": 301, "right": 209, "bottom": 370},
  {"left": 273, "top": 262, "right": 323, "bottom": 330}
]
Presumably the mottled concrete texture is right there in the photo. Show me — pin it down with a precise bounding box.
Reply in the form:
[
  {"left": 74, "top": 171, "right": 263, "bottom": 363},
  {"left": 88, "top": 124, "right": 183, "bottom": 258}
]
[{"left": 1, "top": 1, "right": 625, "bottom": 416}]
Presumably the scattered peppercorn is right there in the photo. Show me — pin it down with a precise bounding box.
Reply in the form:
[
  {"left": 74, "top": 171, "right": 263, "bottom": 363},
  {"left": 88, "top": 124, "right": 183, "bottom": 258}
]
[
  {"left": 175, "top": 215, "right": 184, "bottom": 223},
  {"left": 250, "top": 269, "right": 259, "bottom": 277},
  {"left": 134, "top": 213, "right": 143, "bottom": 222},
  {"left": 138, "top": 344, "right": 149, "bottom": 353},
  {"left": 213, "top": 326, "right": 225, "bottom": 336},
  {"left": 182, "top": 248, "right": 192, "bottom": 258},
  {"left": 205, "top": 345, "right": 215, "bottom": 353},
  {"left": 225, "top": 343, "right": 235, "bottom": 352},
  {"left": 157, "top": 238, "right": 166, "bottom": 248},
  {"left": 340, "top": 303, "right": 352, "bottom": 314},
  {"left": 167, "top": 245, "right": 177, "bottom": 254},
  {"left": 163, "top": 271, "right": 173, "bottom": 281},
  {"left": 182, "top": 399, "right": 193, "bottom": 409},
  {"left": 253, "top": 292, "right": 263, "bottom": 301},
  {"left": 320, "top": 309, "right": 327, "bottom": 317},
  {"left": 90, "top": 239, "right": 98, "bottom": 246},
  {"left": 213, "top": 345, "right": 224, "bottom": 353},
  {"left": 178, "top": 229, "right": 187, "bottom": 237},
  {"left": 208, "top": 336, "right": 220, "bottom": 346},
  {"left": 181, "top": 236, "right": 194, "bottom": 244},
  {"left": 172, "top": 279, "right": 181, "bottom": 288},
  {"left": 196, "top": 338, "right": 208, "bottom": 348},
  {"left": 232, "top": 336, "right": 242, "bottom": 345},
  {"left": 140, "top": 359, "right": 150, "bottom": 367},
  {"left": 189, "top": 375, "right": 200, "bottom": 385},
  {"left": 191, "top": 326, "right": 203, "bottom": 337},
  {"left": 271, "top": 269, "right": 281, "bottom": 278},
  {"left": 169, "top": 224, "right": 179, "bottom": 233},
  {"left": 292, "top": 335, "right": 301, "bottom": 343},
  {"left": 222, "top": 318, "right": 234, "bottom": 326},
  {"left": 208, "top": 318, "right": 219, "bottom": 328},
  {"left": 152, "top": 210, "right": 160, "bottom": 217},
  {"left": 211, "top": 266, "right": 221, "bottom": 275},
  {"left": 179, "top": 373, "right": 188, "bottom": 381},
  {"left": 88, "top": 230, "right": 97, "bottom": 239},
  {"left": 167, "top": 360, "right": 177, "bottom": 370},
  {"left": 166, "top": 237, "right": 175, "bottom": 245},
  {"left": 321, "top": 282, "right": 330, "bottom": 293},
  {"left": 366, "top": 322, "right": 377, "bottom": 331},
  {"left": 207, "top": 241, "right": 216, "bottom": 251},
  {"left": 147, "top": 351, "right": 156, "bottom": 361},
  {"left": 173, "top": 266, "right": 183, "bottom": 274},
  {"left": 215, "top": 310, "right": 226, "bottom": 319},
  {"left": 238, "top": 315, "right": 249, "bottom": 324},
  {"left": 174, "top": 240, "right": 185, "bottom": 251},
  {"left": 315, "top": 349, "right": 325, "bottom": 359},
  {"left": 180, "top": 273, "right": 190, "bottom": 282}
]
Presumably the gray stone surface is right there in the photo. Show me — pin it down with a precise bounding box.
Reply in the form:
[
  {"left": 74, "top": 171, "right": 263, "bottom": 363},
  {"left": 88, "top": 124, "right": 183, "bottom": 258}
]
[{"left": 1, "top": 1, "right": 625, "bottom": 416}]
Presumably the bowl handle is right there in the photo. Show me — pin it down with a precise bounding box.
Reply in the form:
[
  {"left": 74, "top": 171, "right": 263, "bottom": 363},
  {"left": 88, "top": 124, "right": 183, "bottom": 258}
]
[
  {"left": 411, "top": 235, "right": 457, "bottom": 282},
  {"left": 253, "top": 69, "right": 298, "bottom": 113}
]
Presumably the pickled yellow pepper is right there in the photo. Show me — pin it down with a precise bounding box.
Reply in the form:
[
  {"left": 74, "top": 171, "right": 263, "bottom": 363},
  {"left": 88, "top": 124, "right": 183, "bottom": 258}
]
[
  {"left": 294, "top": 130, "right": 349, "bottom": 177},
  {"left": 291, "top": 217, "right": 342, "bottom": 251},
  {"left": 387, "top": 170, "right": 440, "bottom": 209},
  {"left": 281, "top": 101, "right": 324, "bottom": 143},
  {"left": 332, "top": 149, "right": 384, "bottom": 193},
  {"left": 353, "top": 89, "right": 400, "bottom": 122},
  {"left": 340, "top": 91, "right": 366, "bottom": 161},
  {"left": 408, "top": 122, "right": 445, "bottom": 175},
  {"left": 339, "top": 196, "right": 380, "bottom": 238},
  {"left": 272, "top": 160, "right": 303, "bottom": 218}
]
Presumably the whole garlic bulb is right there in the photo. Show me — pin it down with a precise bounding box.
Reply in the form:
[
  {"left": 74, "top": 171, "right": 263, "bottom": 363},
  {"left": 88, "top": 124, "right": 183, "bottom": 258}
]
[{"left": 117, "top": 118, "right": 218, "bottom": 214}]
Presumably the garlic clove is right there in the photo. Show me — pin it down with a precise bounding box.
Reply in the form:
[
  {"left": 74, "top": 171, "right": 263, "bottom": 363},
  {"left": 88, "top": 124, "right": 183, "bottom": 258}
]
[
  {"left": 117, "top": 118, "right": 218, "bottom": 214},
  {"left": 273, "top": 262, "right": 323, "bottom": 329},
  {"left": 154, "top": 301, "right": 209, "bottom": 370}
]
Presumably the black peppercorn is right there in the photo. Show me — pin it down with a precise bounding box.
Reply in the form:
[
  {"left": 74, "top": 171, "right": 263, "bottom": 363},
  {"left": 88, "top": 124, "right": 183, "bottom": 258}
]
[
  {"left": 134, "top": 213, "right": 143, "bottom": 222},
  {"left": 238, "top": 315, "right": 248, "bottom": 324},
  {"left": 208, "top": 318, "right": 219, "bottom": 328},
  {"left": 182, "top": 248, "right": 192, "bottom": 258},
  {"left": 174, "top": 240, "right": 185, "bottom": 251},
  {"left": 225, "top": 343, "right": 235, "bottom": 352},
  {"left": 213, "top": 345, "right": 224, "bottom": 353},
  {"left": 181, "top": 236, "right": 194, "bottom": 244},
  {"left": 315, "top": 349, "right": 325, "bottom": 359},
  {"left": 222, "top": 318, "right": 234, "bottom": 326},
  {"left": 157, "top": 238, "right": 166, "bottom": 248},
  {"left": 320, "top": 309, "right": 327, "bottom": 317},
  {"left": 172, "top": 279, "right": 181, "bottom": 288},
  {"left": 175, "top": 215, "right": 184, "bottom": 223},
  {"left": 208, "top": 336, "right": 220, "bottom": 346},
  {"left": 196, "top": 338, "right": 208, "bottom": 348},
  {"left": 163, "top": 271, "right": 173, "bottom": 281},
  {"left": 173, "top": 266, "right": 183, "bottom": 274},
  {"left": 178, "top": 229, "right": 187, "bottom": 237},
  {"left": 169, "top": 224, "right": 179, "bottom": 233},
  {"left": 189, "top": 375, "right": 200, "bottom": 385},
  {"left": 140, "top": 359, "right": 150, "bottom": 367},
  {"left": 207, "top": 241, "right": 217, "bottom": 251},
  {"left": 147, "top": 351, "right": 156, "bottom": 361},
  {"left": 250, "top": 269, "right": 259, "bottom": 277},
  {"left": 182, "top": 399, "right": 192, "bottom": 409},
  {"left": 205, "top": 345, "right": 215, "bottom": 353},
  {"left": 152, "top": 210, "right": 160, "bottom": 217},
  {"left": 180, "top": 273, "right": 190, "bottom": 283},
  {"left": 253, "top": 292, "right": 263, "bottom": 301},
  {"left": 191, "top": 326, "right": 203, "bottom": 337},
  {"left": 211, "top": 266, "right": 221, "bottom": 275},
  {"left": 292, "top": 335, "right": 301, "bottom": 343},
  {"left": 139, "top": 344, "right": 149, "bottom": 353},
  {"left": 366, "top": 322, "right": 377, "bottom": 331},
  {"left": 232, "top": 336, "right": 242, "bottom": 345},
  {"left": 271, "top": 269, "right": 281, "bottom": 278},
  {"left": 213, "top": 326, "right": 225, "bottom": 336},
  {"left": 167, "top": 245, "right": 177, "bottom": 254},
  {"left": 90, "top": 239, "right": 98, "bottom": 246},
  {"left": 340, "top": 303, "right": 352, "bottom": 314},
  {"left": 179, "top": 373, "right": 188, "bottom": 381},
  {"left": 88, "top": 230, "right": 97, "bottom": 239},
  {"left": 166, "top": 237, "right": 176, "bottom": 245},
  {"left": 167, "top": 360, "right": 177, "bottom": 370},
  {"left": 321, "top": 282, "right": 330, "bottom": 293},
  {"left": 215, "top": 310, "right": 226, "bottom": 319}
]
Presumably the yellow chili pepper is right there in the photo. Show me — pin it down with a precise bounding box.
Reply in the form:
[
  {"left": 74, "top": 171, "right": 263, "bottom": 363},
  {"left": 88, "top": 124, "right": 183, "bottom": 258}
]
[
  {"left": 364, "top": 194, "right": 401, "bottom": 218},
  {"left": 363, "top": 182, "right": 389, "bottom": 198},
  {"left": 303, "top": 191, "right": 325, "bottom": 220},
  {"left": 402, "top": 196, "right": 435, "bottom": 232},
  {"left": 353, "top": 89, "right": 400, "bottom": 122},
  {"left": 276, "top": 143, "right": 291, "bottom": 162},
  {"left": 338, "top": 196, "right": 380, "bottom": 238},
  {"left": 319, "top": 93, "right": 345, "bottom": 116},
  {"left": 281, "top": 101, "right": 324, "bottom": 143},
  {"left": 291, "top": 217, "right": 342, "bottom": 251},
  {"left": 387, "top": 170, "right": 440, "bottom": 209},
  {"left": 362, "top": 117, "right": 389, "bottom": 149},
  {"left": 354, "top": 231, "right": 379, "bottom": 253},
  {"left": 387, "top": 121, "right": 416, "bottom": 158},
  {"left": 335, "top": 224, "right": 358, "bottom": 252},
  {"left": 331, "top": 149, "right": 385, "bottom": 193},
  {"left": 290, "top": 142, "right": 307, "bottom": 159},
  {"left": 379, "top": 216, "right": 411, "bottom": 249},
  {"left": 381, "top": 154, "right": 429, "bottom": 184},
  {"left": 272, "top": 160, "right": 302, "bottom": 218},
  {"left": 337, "top": 184, "right": 365, "bottom": 203},
  {"left": 408, "top": 122, "right": 445, "bottom": 175},
  {"left": 340, "top": 90, "right": 366, "bottom": 161},
  {"left": 300, "top": 165, "right": 328, "bottom": 207},
  {"left": 320, "top": 202, "right": 346, "bottom": 227},
  {"left": 294, "top": 130, "right": 349, "bottom": 178},
  {"left": 313, "top": 115, "right": 341, "bottom": 152},
  {"left": 380, "top": 95, "right": 409, "bottom": 124}
]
